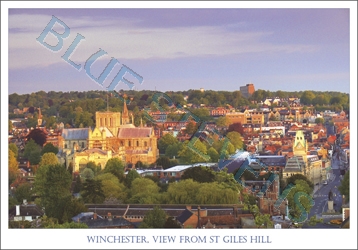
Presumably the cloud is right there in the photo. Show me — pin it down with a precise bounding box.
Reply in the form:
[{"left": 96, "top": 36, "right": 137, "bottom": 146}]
[{"left": 8, "top": 13, "right": 318, "bottom": 70}]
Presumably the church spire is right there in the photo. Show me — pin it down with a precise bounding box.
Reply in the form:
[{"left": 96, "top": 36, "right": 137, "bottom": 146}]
[
  {"left": 122, "top": 98, "right": 129, "bottom": 125},
  {"left": 37, "top": 107, "right": 42, "bottom": 127}
]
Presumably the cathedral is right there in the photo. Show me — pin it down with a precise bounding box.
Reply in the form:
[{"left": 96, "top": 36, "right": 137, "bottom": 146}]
[{"left": 61, "top": 101, "right": 158, "bottom": 172}]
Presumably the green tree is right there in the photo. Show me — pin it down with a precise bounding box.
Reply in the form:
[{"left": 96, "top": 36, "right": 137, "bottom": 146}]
[
  {"left": 156, "top": 156, "right": 171, "bottom": 169},
  {"left": 165, "top": 179, "right": 201, "bottom": 204},
  {"left": 81, "top": 168, "right": 95, "bottom": 180},
  {"left": 338, "top": 170, "right": 349, "bottom": 202},
  {"left": 286, "top": 174, "right": 314, "bottom": 189},
  {"left": 95, "top": 173, "right": 127, "bottom": 202},
  {"left": 216, "top": 116, "right": 231, "bottom": 127},
  {"left": 158, "top": 134, "right": 179, "bottom": 154},
  {"left": 207, "top": 147, "right": 219, "bottom": 162},
  {"left": 103, "top": 158, "right": 125, "bottom": 181},
  {"left": 300, "top": 91, "right": 316, "bottom": 105},
  {"left": 315, "top": 117, "right": 325, "bottom": 125},
  {"left": 81, "top": 179, "right": 105, "bottom": 204},
  {"left": 46, "top": 221, "right": 89, "bottom": 228},
  {"left": 24, "top": 139, "right": 41, "bottom": 165},
  {"left": 181, "top": 166, "right": 216, "bottom": 183},
  {"left": 163, "top": 216, "right": 182, "bottom": 228},
  {"left": 129, "top": 178, "right": 161, "bottom": 204},
  {"left": 39, "top": 152, "right": 59, "bottom": 167},
  {"left": 124, "top": 169, "right": 141, "bottom": 188},
  {"left": 41, "top": 143, "right": 59, "bottom": 155},
  {"left": 86, "top": 161, "right": 101, "bottom": 176},
  {"left": 14, "top": 182, "right": 33, "bottom": 203},
  {"left": 185, "top": 121, "right": 198, "bottom": 135},
  {"left": 178, "top": 140, "right": 208, "bottom": 164},
  {"left": 139, "top": 206, "right": 167, "bottom": 228},
  {"left": 165, "top": 144, "right": 180, "bottom": 158},
  {"left": 40, "top": 164, "right": 72, "bottom": 223},
  {"left": 226, "top": 131, "right": 243, "bottom": 150},
  {"left": 9, "top": 143, "right": 18, "bottom": 159},
  {"left": 73, "top": 175, "right": 82, "bottom": 193}
]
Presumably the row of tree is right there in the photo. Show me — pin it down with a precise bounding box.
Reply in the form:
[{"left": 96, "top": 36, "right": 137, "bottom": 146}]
[{"left": 9, "top": 89, "right": 349, "bottom": 129}]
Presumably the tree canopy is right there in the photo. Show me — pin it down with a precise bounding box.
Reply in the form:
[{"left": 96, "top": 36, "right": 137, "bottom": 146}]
[{"left": 139, "top": 206, "right": 167, "bottom": 228}]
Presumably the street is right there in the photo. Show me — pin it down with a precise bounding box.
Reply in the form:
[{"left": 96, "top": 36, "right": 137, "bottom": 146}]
[{"left": 306, "top": 153, "right": 344, "bottom": 227}]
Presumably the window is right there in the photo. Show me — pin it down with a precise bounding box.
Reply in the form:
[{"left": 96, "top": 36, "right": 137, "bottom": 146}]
[
  {"left": 82, "top": 142, "right": 84, "bottom": 148},
  {"left": 144, "top": 141, "right": 147, "bottom": 147},
  {"left": 136, "top": 141, "right": 139, "bottom": 147},
  {"left": 128, "top": 141, "right": 131, "bottom": 147},
  {"left": 64, "top": 144, "right": 67, "bottom": 149}
]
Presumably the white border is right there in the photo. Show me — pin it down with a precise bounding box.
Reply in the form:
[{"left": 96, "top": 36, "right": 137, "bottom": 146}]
[{"left": 2, "top": 1, "right": 357, "bottom": 249}]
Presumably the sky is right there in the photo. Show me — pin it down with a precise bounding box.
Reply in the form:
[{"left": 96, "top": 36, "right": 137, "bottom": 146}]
[
  {"left": 6, "top": 6, "right": 352, "bottom": 95},
  {"left": 1, "top": 3, "right": 358, "bottom": 249}
]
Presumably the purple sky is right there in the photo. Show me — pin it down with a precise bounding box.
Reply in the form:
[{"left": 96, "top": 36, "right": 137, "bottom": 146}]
[{"left": 8, "top": 8, "right": 350, "bottom": 94}]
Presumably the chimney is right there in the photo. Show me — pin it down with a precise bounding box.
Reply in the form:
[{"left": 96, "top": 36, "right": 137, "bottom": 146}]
[
  {"left": 108, "top": 212, "right": 112, "bottom": 221},
  {"left": 16, "top": 205, "right": 20, "bottom": 216},
  {"left": 197, "top": 206, "right": 201, "bottom": 228},
  {"left": 93, "top": 213, "right": 97, "bottom": 220}
]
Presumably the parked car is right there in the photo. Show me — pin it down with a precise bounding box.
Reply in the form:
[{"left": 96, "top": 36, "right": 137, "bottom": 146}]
[{"left": 322, "top": 180, "right": 328, "bottom": 185}]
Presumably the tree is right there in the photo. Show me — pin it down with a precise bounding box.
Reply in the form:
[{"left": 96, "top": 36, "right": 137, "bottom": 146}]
[
  {"left": 103, "top": 158, "right": 125, "bottom": 181},
  {"left": 81, "top": 168, "right": 95, "bottom": 180},
  {"left": 40, "top": 164, "right": 73, "bottom": 223},
  {"left": 163, "top": 217, "right": 182, "bottom": 228},
  {"left": 286, "top": 174, "right": 314, "bottom": 189},
  {"left": 9, "top": 143, "right": 18, "bottom": 159},
  {"left": 338, "top": 170, "right": 349, "bottom": 202},
  {"left": 73, "top": 175, "right": 82, "bottom": 193},
  {"left": 41, "top": 143, "right": 59, "bottom": 155},
  {"left": 129, "top": 178, "right": 161, "bottom": 204},
  {"left": 9, "top": 120, "right": 13, "bottom": 132},
  {"left": 181, "top": 166, "right": 216, "bottom": 183},
  {"left": 165, "top": 144, "right": 180, "bottom": 158},
  {"left": 9, "top": 150, "right": 18, "bottom": 184},
  {"left": 226, "top": 131, "right": 244, "bottom": 150},
  {"left": 14, "top": 182, "right": 33, "bottom": 203},
  {"left": 24, "top": 139, "right": 41, "bottom": 159},
  {"left": 95, "top": 173, "right": 127, "bottom": 202},
  {"left": 227, "top": 122, "right": 244, "bottom": 135},
  {"left": 158, "top": 134, "right": 179, "bottom": 154},
  {"left": 139, "top": 206, "right": 167, "bottom": 228},
  {"left": 124, "top": 169, "right": 141, "bottom": 188},
  {"left": 315, "top": 117, "right": 324, "bottom": 125},
  {"left": 81, "top": 179, "right": 105, "bottom": 204},
  {"left": 156, "top": 156, "right": 171, "bottom": 169},
  {"left": 166, "top": 179, "right": 201, "bottom": 204},
  {"left": 216, "top": 116, "right": 231, "bottom": 127},
  {"left": 300, "top": 91, "right": 316, "bottom": 105},
  {"left": 178, "top": 140, "right": 208, "bottom": 164},
  {"left": 26, "top": 129, "right": 47, "bottom": 147},
  {"left": 207, "top": 147, "right": 219, "bottom": 162},
  {"left": 46, "top": 221, "right": 88, "bottom": 228},
  {"left": 86, "top": 161, "right": 101, "bottom": 176},
  {"left": 185, "top": 121, "right": 198, "bottom": 135},
  {"left": 135, "top": 161, "right": 144, "bottom": 169},
  {"left": 39, "top": 152, "right": 59, "bottom": 167}
]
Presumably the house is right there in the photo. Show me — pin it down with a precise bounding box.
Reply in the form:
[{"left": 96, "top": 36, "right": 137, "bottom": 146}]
[
  {"left": 9, "top": 202, "right": 44, "bottom": 222},
  {"left": 72, "top": 212, "right": 134, "bottom": 228}
]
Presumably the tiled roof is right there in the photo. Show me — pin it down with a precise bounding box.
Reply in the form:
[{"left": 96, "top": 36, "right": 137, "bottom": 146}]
[
  {"left": 118, "top": 127, "right": 152, "bottom": 138},
  {"left": 98, "top": 127, "right": 114, "bottom": 137},
  {"left": 62, "top": 128, "right": 89, "bottom": 140},
  {"left": 177, "top": 209, "right": 195, "bottom": 224},
  {"left": 9, "top": 204, "right": 44, "bottom": 218},
  {"left": 84, "top": 217, "right": 133, "bottom": 228}
]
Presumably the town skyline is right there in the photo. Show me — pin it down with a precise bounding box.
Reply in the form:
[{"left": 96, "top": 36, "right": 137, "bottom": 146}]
[{"left": 7, "top": 7, "right": 351, "bottom": 95}]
